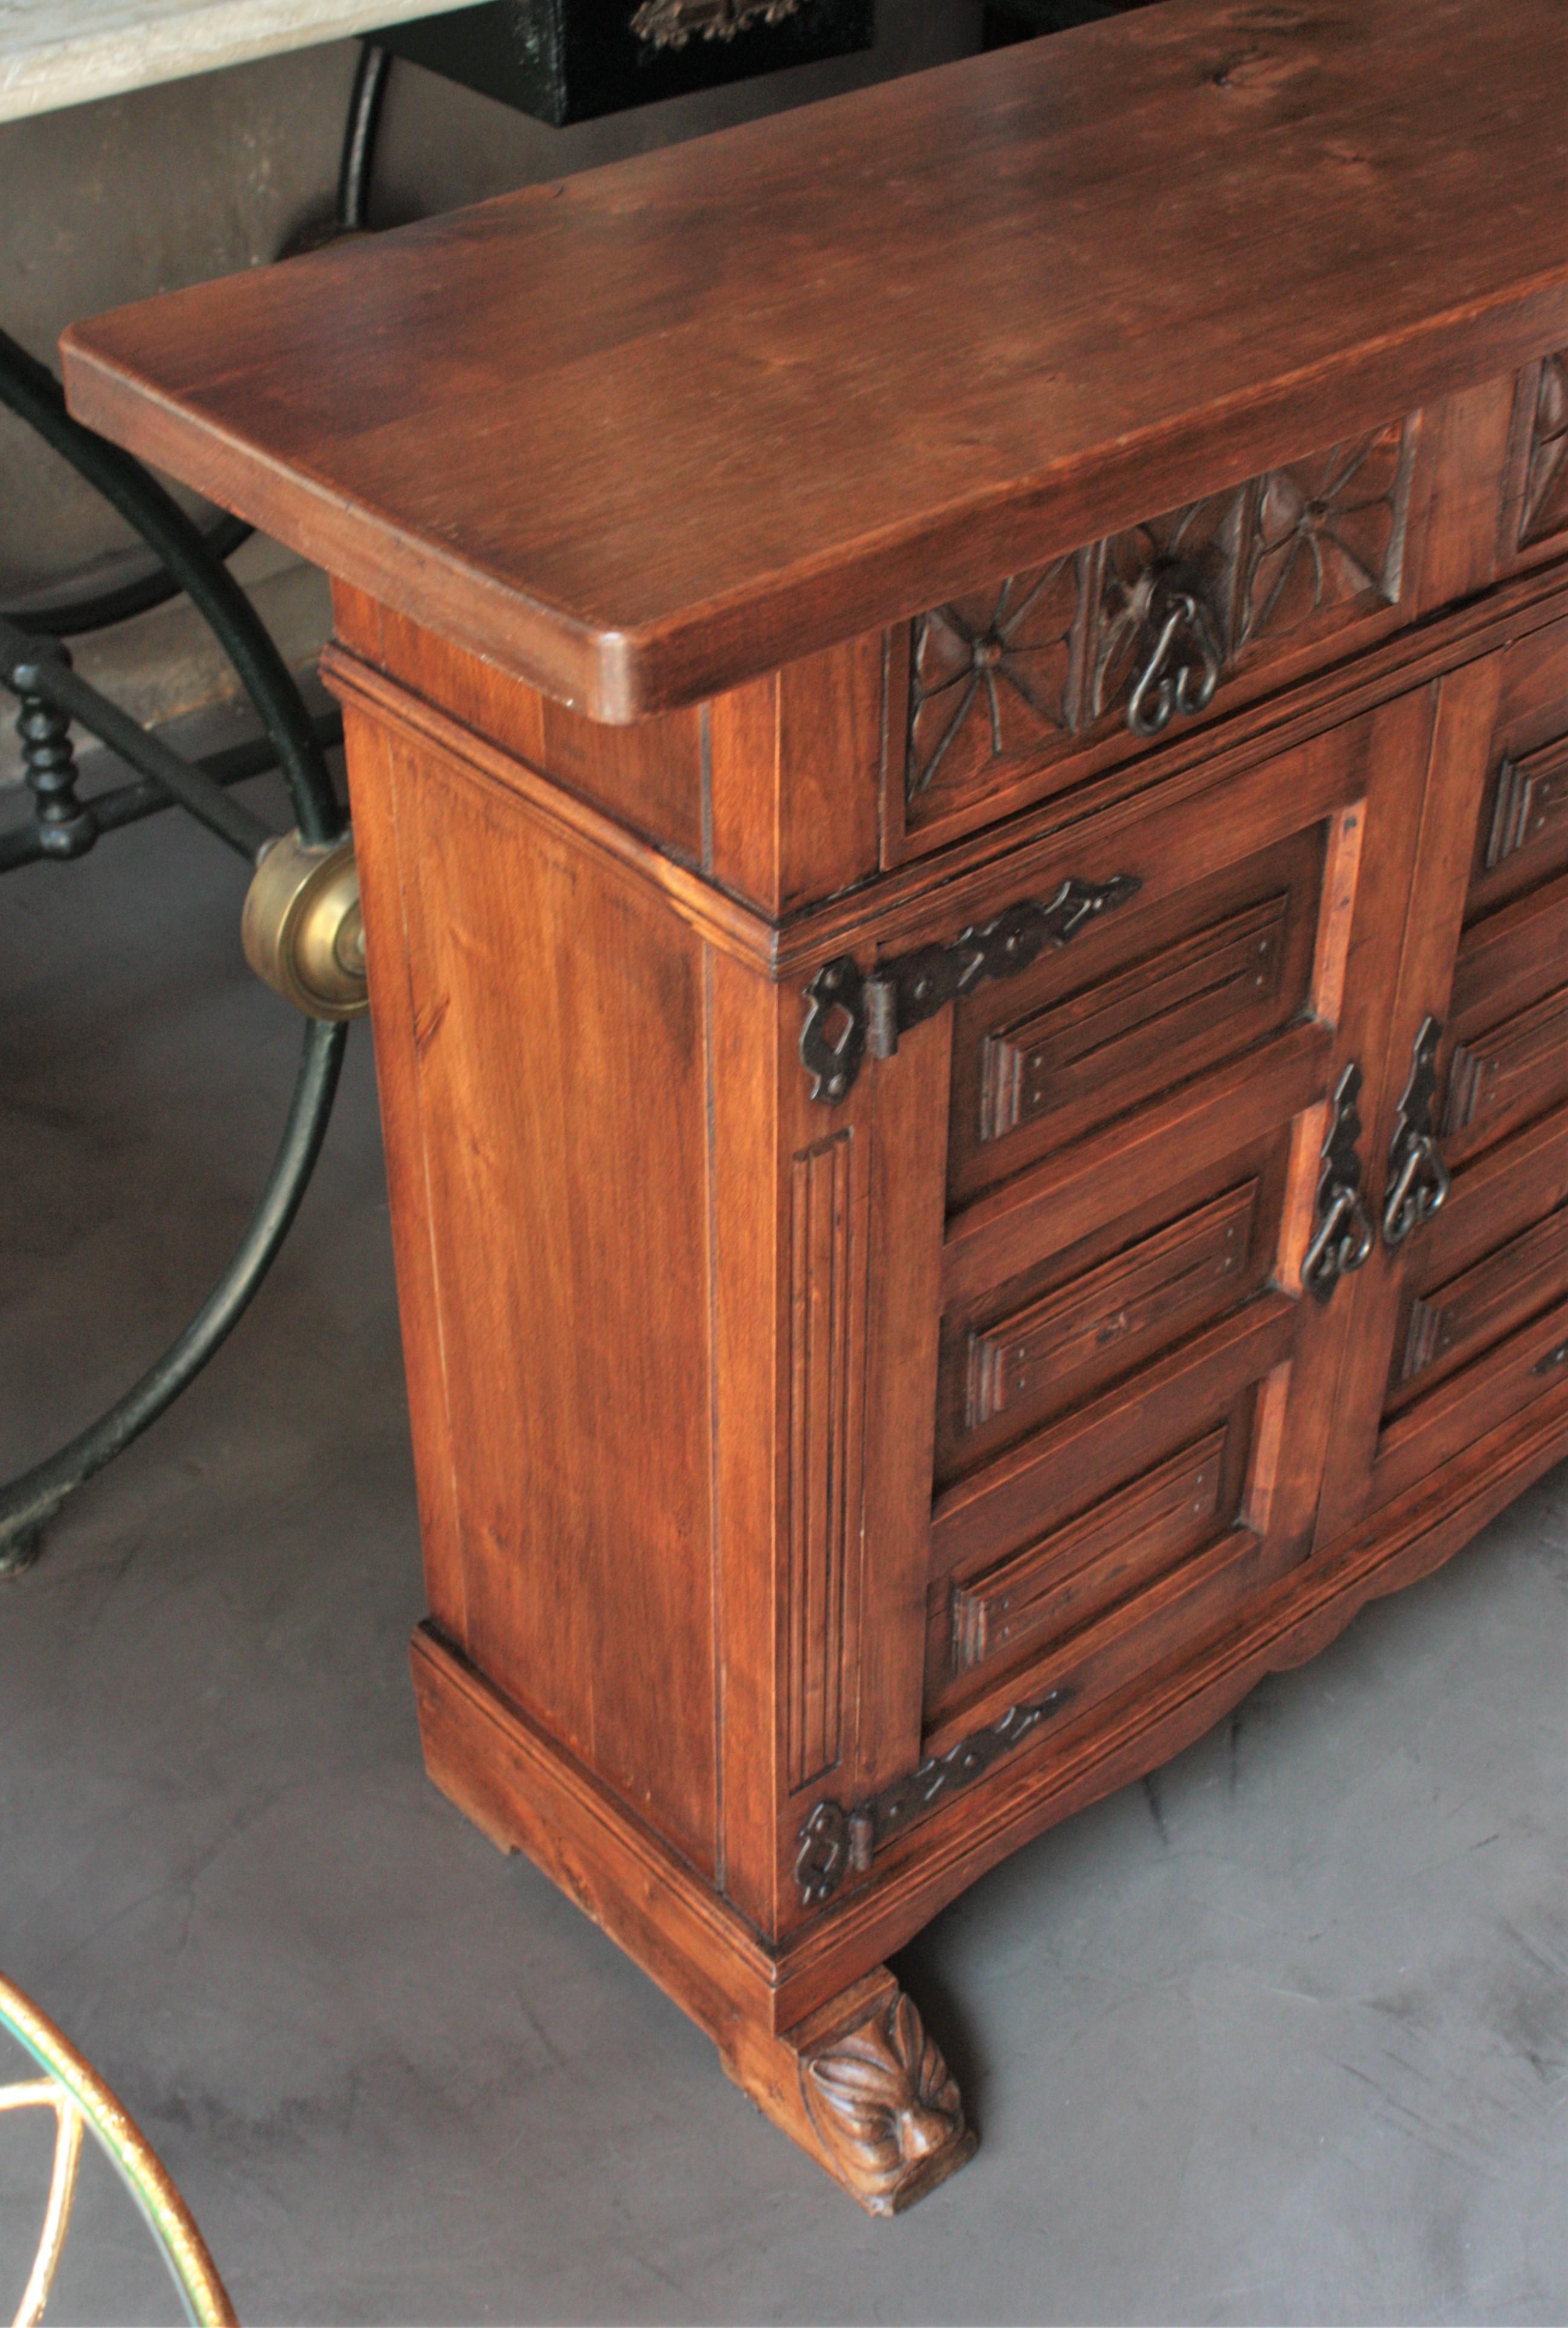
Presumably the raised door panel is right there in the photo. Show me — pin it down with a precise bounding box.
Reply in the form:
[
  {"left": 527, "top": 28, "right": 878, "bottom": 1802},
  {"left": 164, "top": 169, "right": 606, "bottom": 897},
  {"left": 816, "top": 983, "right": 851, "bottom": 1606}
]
[
  {"left": 947, "top": 827, "right": 1325, "bottom": 1206},
  {"left": 1465, "top": 614, "right": 1568, "bottom": 915},
  {"left": 1314, "top": 618, "right": 1568, "bottom": 1549}
]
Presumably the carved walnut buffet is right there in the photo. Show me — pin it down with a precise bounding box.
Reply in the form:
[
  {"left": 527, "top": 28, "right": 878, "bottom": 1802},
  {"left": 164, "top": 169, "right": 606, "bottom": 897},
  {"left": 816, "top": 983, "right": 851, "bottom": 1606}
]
[{"left": 62, "top": 0, "right": 1568, "bottom": 2213}]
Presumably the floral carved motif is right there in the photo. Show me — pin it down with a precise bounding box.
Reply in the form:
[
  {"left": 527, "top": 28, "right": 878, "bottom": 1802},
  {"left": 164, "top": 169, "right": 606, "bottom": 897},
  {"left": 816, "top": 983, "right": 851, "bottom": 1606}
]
[
  {"left": 1088, "top": 488, "right": 1239, "bottom": 724},
  {"left": 1241, "top": 424, "right": 1411, "bottom": 643},
  {"left": 800, "top": 1988, "right": 974, "bottom": 2213},
  {"left": 905, "top": 420, "right": 1415, "bottom": 807},
  {"left": 907, "top": 559, "right": 1081, "bottom": 799},
  {"left": 1519, "top": 351, "right": 1568, "bottom": 548}
]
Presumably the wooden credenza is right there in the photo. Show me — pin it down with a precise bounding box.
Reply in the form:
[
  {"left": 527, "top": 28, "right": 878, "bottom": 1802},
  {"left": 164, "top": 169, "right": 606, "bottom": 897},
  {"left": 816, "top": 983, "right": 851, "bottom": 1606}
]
[{"left": 62, "top": 0, "right": 1568, "bottom": 2214}]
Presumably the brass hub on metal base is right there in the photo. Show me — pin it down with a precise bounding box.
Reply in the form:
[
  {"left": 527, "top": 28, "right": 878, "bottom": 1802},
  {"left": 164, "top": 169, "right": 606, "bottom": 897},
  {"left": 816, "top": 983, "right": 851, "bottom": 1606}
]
[{"left": 242, "top": 830, "right": 368, "bottom": 1021}]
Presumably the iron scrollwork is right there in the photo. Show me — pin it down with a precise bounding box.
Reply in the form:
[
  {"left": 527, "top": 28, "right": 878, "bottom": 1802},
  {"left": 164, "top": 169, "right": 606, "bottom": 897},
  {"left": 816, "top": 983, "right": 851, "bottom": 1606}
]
[
  {"left": 868, "top": 874, "right": 1142, "bottom": 1056},
  {"left": 793, "top": 1689, "right": 1072, "bottom": 1908},
  {"left": 1301, "top": 1061, "right": 1376, "bottom": 1303},
  {"left": 800, "top": 874, "right": 1139, "bottom": 1105},
  {"left": 1125, "top": 568, "right": 1225, "bottom": 740},
  {"left": 1382, "top": 1017, "right": 1451, "bottom": 1250}
]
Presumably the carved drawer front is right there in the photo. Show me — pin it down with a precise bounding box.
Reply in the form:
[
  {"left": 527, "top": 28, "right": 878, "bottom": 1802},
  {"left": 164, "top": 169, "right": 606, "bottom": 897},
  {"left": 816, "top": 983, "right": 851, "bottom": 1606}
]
[
  {"left": 1477, "top": 736, "right": 1568, "bottom": 898},
  {"left": 935, "top": 1138, "right": 1288, "bottom": 1488},
  {"left": 898, "top": 414, "right": 1418, "bottom": 845},
  {"left": 1394, "top": 1206, "right": 1568, "bottom": 1407},
  {"left": 1466, "top": 618, "right": 1568, "bottom": 919},
  {"left": 1371, "top": 1101, "right": 1568, "bottom": 1508},
  {"left": 1440, "top": 964, "right": 1568, "bottom": 1172},
  {"left": 1442, "top": 987, "right": 1568, "bottom": 1162},
  {"left": 1375, "top": 1290, "right": 1568, "bottom": 1518},
  {"left": 947, "top": 1430, "right": 1230, "bottom": 1680},
  {"left": 1503, "top": 349, "right": 1568, "bottom": 565},
  {"left": 923, "top": 1330, "right": 1285, "bottom": 1748},
  {"left": 948, "top": 826, "right": 1324, "bottom": 1206}
]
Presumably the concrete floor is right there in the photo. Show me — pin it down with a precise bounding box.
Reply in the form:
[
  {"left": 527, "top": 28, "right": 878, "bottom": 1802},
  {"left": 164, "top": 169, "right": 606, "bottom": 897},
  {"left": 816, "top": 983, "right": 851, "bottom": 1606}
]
[{"left": 1, "top": 763, "right": 1564, "bottom": 2326}]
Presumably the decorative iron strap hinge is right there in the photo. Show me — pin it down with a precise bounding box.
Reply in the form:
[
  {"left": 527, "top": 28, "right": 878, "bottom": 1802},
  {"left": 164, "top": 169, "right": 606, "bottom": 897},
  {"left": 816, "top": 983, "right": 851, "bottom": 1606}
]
[
  {"left": 793, "top": 1686, "right": 1074, "bottom": 1907},
  {"left": 1302, "top": 1060, "right": 1375, "bottom": 1302},
  {"left": 1382, "top": 1017, "right": 1451, "bottom": 1249},
  {"left": 799, "top": 873, "right": 1140, "bottom": 1104}
]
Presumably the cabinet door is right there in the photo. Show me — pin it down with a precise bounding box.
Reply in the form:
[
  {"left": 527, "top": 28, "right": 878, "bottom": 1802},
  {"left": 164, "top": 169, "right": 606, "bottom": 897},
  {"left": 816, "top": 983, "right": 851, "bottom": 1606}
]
[
  {"left": 1314, "top": 616, "right": 1568, "bottom": 1549},
  {"left": 905, "top": 689, "right": 1438, "bottom": 1767}
]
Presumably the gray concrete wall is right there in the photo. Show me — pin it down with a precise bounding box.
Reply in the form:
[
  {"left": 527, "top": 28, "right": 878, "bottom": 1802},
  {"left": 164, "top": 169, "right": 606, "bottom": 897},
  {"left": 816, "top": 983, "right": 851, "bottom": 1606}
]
[{"left": 1, "top": 2, "right": 982, "bottom": 779}]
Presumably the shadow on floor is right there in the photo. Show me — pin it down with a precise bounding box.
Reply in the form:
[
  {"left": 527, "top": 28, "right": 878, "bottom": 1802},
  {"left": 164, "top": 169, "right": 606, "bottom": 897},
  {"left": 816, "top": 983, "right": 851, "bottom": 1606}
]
[{"left": 1, "top": 767, "right": 1564, "bottom": 2326}]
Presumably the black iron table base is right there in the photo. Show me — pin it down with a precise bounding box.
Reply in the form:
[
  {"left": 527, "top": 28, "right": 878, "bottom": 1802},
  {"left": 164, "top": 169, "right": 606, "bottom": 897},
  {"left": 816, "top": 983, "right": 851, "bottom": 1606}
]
[{"left": 0, "top": 48, "right": 395, "bottom": 1573}]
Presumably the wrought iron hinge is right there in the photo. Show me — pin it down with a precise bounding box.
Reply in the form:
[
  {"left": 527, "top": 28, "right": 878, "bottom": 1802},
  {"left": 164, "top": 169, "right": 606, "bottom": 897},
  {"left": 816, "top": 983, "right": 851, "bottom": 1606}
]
[
  {"left": 1383, "top": 1017, "right": 1451, "bottom": 1249},
  {"left": 1125, "top": 568, "right": 1225, "bottom": 740},
  {"left": 1302, "top": 1061, "right": 1375, "bottom": 1303},
  {"left": 793, "top": 1687, "right": 1073, "bottom": 1907},
  {"left": 799, "top": 874, "right": 1140, "bottom": 1104}
]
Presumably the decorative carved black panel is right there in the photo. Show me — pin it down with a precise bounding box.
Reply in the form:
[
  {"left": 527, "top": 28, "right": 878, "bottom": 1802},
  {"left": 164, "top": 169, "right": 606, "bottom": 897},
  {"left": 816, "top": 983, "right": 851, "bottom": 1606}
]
[{"left": 376, "top": 0, "right": 874, "bottom": 128}]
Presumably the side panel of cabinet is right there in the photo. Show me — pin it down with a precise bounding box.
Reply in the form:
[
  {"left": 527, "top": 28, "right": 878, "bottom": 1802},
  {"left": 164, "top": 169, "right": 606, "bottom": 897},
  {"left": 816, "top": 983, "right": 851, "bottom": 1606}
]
[{"left": 341, "top": 696, "right": 722, "bottom": 1878}]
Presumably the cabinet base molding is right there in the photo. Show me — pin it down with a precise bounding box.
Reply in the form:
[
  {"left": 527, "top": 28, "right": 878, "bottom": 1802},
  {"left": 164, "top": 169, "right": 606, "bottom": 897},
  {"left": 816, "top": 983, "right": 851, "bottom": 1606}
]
[
  {"left": 412, "top": 1376, "right": 1566, "bottom": 2211},
  {"left": 411, "top": 1631, "right": 978, "bottom": 2213}
]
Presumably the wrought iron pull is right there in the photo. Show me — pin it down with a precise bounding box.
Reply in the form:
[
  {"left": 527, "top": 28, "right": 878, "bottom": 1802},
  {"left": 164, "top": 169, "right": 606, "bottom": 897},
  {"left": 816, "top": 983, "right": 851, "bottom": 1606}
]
[
  {"left": 1125, "top": 576, "right": 1224, "bottom": 740},
  {"left": 1382, "top": 1017, "right": 1451, "bottom": 1249},
  {"left": 1302, "top": 1061, "right": 1376, "bottom": 1303}
]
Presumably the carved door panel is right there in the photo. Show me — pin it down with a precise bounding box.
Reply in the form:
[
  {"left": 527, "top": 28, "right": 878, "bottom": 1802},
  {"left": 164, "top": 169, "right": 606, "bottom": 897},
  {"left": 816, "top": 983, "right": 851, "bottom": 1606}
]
[
  {"left": 920, "top": 702, "right": 1433, "bottom": 1770},
  {"left": 792, "top": 685, "right": 1442, "bottom": 1915},
  {"left": 1313, "top": 619, "right": 1568, "bottom": 1549}
]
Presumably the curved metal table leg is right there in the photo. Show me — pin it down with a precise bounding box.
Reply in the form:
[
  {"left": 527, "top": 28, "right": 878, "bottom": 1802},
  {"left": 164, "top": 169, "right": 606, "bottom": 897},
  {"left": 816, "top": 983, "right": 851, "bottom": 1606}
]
[
  {"left": 0, "top": 328, "right": 339, "bottom": 844},
  {"left": 0, "top": 46, "right": 404, "bottom": 1567},
  {"left": 0, "top": 1020, "right": 346, "bottom": 1574}
]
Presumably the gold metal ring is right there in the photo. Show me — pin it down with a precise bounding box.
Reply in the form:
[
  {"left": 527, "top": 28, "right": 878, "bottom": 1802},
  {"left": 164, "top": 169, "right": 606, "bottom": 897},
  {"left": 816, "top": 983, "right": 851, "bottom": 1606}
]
[{"left": 241, "top": 830, "right": 368, "bottom": 1021}]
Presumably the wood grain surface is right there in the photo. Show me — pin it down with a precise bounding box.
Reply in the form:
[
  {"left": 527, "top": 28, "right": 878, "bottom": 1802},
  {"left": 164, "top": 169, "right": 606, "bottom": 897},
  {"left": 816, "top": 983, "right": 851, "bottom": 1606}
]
[{"left": 60, "top": 0, "right": 1568, "bottom": 719}]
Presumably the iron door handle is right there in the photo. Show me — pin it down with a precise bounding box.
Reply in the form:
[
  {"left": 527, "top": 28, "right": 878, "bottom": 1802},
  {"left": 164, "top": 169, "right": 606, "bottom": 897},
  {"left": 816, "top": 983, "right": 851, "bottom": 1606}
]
[
  {"left": 1302, "top": 1061, "right": 1376, "bottom": 1303},
  {"left": 1382, "top": 1017, "right": 1451, "bottom": 1249}
]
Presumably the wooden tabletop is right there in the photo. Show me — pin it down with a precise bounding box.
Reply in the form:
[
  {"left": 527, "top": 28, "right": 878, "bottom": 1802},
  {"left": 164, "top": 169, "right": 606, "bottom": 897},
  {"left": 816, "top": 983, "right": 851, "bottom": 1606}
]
[
  {"left": 0, "top": 0, "right": 469, "bottom": 122},
  {"left": 62, "top": 0, "right": 1568, "bottom": 723}
]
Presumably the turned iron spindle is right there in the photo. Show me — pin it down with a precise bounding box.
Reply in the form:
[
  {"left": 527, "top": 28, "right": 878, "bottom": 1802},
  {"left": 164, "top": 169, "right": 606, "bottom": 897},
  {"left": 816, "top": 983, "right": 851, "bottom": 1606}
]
[{"left": 12, "top": 640, "right": 94, "bottom": 860}]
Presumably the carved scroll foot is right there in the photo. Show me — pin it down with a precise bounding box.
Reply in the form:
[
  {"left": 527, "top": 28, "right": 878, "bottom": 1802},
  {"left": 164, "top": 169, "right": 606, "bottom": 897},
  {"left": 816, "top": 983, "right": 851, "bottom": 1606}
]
[{"left": 723, "top": 1969, "right": 976, "bottom": 2216}]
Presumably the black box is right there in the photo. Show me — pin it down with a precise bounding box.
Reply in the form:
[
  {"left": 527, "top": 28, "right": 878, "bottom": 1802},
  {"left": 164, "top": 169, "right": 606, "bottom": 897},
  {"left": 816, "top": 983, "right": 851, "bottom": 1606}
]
[{"left": 374, "top": 0, "right": 877, "bottom": 128}]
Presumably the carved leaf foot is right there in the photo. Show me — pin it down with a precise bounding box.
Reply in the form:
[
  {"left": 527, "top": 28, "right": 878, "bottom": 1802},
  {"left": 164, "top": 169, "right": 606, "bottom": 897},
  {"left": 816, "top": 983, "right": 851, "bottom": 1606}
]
[{"left": 726, "top": 1969, "right": 976, "bottom": 2216}]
